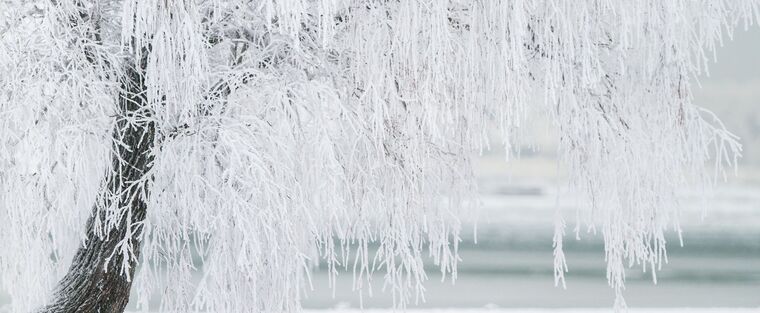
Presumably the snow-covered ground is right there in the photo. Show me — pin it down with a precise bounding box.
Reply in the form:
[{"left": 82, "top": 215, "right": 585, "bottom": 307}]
[
  {"left": 112, "top": 309, "right": 760, "bottom": 313},
  {"left": 115, "top": 309, "right": 760, "bottom": 313}
]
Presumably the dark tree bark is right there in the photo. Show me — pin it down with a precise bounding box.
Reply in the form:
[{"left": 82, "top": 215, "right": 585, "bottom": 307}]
[{"left": 40, "top": 57, "right": 153, "bottom": 313}]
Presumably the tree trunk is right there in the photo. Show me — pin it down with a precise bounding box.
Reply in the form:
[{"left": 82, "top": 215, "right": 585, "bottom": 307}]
[{"left": 40, "top": 58, "right": 153, "bottom": 313}]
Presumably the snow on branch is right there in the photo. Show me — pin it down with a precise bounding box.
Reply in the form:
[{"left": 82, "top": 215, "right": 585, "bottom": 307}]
[{"left": 0, "top": 0, "right": 757, "bottom": 311}]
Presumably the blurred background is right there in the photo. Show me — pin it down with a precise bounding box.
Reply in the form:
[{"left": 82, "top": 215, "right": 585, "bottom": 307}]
[
  {"left": 1, "top": 26, "right": 758, "bottom": 313},
  {"left": 300, "top": 27, "right": 760, "bottom": 310}
]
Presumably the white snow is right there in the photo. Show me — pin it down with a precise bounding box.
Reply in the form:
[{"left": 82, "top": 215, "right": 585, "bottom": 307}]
[
  {"left": 120, "top": 309, "right": 760, "bottom": 313},
  {"left": 2, "top": 1, "right": 759, "bottom": 312},
  {"left": 305, "top": 308, "right": 760, "bottom": 313}
]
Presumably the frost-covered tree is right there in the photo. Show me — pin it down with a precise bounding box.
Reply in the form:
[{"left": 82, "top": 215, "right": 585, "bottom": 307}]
[{"left": 0, "top": 0, "right": 757, "bottom": 312}]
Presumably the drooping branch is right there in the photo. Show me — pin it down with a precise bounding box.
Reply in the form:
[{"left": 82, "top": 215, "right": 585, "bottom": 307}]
[
  {"left": 162, "top": 31, "right": 255, "bottom": 142},
  {"left": 1, "top": 1, "right": 755, "bottom": 312}
]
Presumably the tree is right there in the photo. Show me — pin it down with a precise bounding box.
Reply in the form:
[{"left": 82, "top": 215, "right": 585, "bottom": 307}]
[{"left": 0, "top": 0, "right": 757, "bottom": 312}]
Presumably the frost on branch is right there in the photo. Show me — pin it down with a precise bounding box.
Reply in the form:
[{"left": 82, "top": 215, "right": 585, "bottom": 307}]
[{"left": 0, "top": 0, "right": 757, "bottom": 311}]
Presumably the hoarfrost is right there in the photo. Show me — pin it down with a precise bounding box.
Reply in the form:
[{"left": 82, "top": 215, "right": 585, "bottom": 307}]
[{"left": 0, "top": 0, "right": 756, "bottom": 311}]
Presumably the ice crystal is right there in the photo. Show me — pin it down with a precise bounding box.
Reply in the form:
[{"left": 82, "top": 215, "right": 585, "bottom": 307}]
[{"left": 0, "top": 0, "right": 756, "bottom": 311}]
